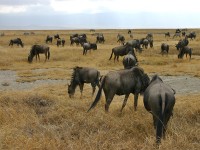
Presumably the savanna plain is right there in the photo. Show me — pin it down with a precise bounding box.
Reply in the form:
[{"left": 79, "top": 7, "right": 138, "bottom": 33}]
[{"left": 0, "top": 29, "right": 199, "bottom": 150}]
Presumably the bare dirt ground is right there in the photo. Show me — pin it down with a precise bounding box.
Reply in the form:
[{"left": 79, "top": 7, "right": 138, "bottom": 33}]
[{"left": 0, "top": 69, "right": 200, "bottom": 95}]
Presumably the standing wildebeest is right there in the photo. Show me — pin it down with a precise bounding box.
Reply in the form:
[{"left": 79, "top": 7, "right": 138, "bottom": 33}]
[
  {"left": 123, "top": 51, "right": 138, "bottom": 69},
  {"left": 28, "top": 45, "right": 50, "bottom": 63},
  {"left": 128, "top": 29, "right": 131, "bottom": 34},
  {"left": 57, "top": 38, "right": 65, "bottom": 47},
  {"left": 165, "top": 32, "right": 170, "bottom": 38},
  {"left": 54, "top": 34, "right": 60, "bottom": 39},
  {"left": 142, "top": 39, "right": 149, "bottom": 49},
  {"left": 186, "top": 32, "right": 196, "bottom": 40},
  {"left": 9, "top": 38, "right": 24, "bottom": 47},
  {"left": 82, "top": 42, "right": 97, "bottom": 55},
  {"left": 117, "top": 34, "right": 125, "bottom": 44},
  {"left": 96, "top": 34, "right": 105, "bottom": 43},
  {"left": 87, "top": 67, "right": 150, "bottom": 112},
  {"left": 161, "top": 43, "right": 169, "bottom": 56},
  {"left": 68, "top": 66, "right": 100, "bottom": 98},
  {"left": 178, "top": 46, "right": 192, "bottom": 59},
  {"left": 175, "top": 37, "right": 189, "bottom": 50},
  {"left": 146, "top": 33, "right": 153, "bottom": 40},
  {"left": 143, "top": 75, "right": 175, "bottom": 144},
  {"left": 46, "top": 35, "right": 53, "bottom": 43},
  {"left": 109, "top": 44, "right": 133, "bottom": 62}
]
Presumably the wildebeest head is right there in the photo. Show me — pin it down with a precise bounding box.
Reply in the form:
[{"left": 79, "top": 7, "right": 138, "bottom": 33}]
[
  {"left": 28, "top": 54, "right": 33, "bottom": 63},
  {"left": 68, "top": 83, "right": 75, "bottom": 98}
]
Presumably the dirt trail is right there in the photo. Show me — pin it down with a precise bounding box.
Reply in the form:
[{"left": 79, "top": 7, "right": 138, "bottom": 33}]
[{"left": 0, "top": 69, "right": 200, "bottom": 95}]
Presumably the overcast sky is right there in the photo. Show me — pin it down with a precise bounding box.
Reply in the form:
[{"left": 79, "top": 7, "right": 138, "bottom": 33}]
[{"left": 0, "top": 0, "right": 200, "bottom": 29}]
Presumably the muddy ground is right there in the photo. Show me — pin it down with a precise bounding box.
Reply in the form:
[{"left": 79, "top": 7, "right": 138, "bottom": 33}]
[{"left": 0, "top": 69, "right": 200, "bottom": 95}]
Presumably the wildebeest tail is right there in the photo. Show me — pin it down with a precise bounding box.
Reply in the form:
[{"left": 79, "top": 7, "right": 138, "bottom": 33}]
[
  {"left": 109, "top": 49, "right": 114, "bottom": 60},
  {"left": 156, "top": 92, "right": 165, "bottom": 144},
  {"left": 87, "top": 76, "right": 105, "bottom": 112}
]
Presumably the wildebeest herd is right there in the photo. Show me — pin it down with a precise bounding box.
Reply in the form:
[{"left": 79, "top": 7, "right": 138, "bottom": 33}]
[{"left": 6, "top": 29, "right": 197, "bottom": 144}]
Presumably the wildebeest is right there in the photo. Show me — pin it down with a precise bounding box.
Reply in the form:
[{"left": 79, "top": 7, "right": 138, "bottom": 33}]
[
  {"left": 90, "top": 29, "right": 95, "bottom": 32},
  {"left": 57, "top": 38, "right": 65, "bottom": 47},
  {"left": 126, "top": 39, "right": 142, "bottom": 52},
  {"left": 9, "top": 38, "right": 24, "bottom": 47},
  {"left": 109, "top": 44, "right": 133, "bottom": 62},
  {"left": 68, "top": 66, "right": 100, "bottom": 98},
  {"left": 96, "top": 34, "right": 105, "bottom": 43},
  {"left": 28, "top": 45, "right": 50, "bottom": 63},
  {"left": 175, "top": 37, "right": 189, "bottom": 50},
  {"left": 178, "top": 46, "right": 192, "bottom": 59},
  {"left": 143, "top": 75, "right": 175, "bottom": 144},
  {"left": 128, "top": 29, "right": 131, "bottom": 34},
  {"left": 117, "top": 34, "right": 125, "bottom": 44},
  {"left": 123, "top": 50, "right": 138, "bottom": 69},
  {"left": 82, "top": 42, "right": 97, "bottom": 55},
  {"left": 142, "top": 39, "right": 149, "bottom": 49},
  {"left": 146, "top": 33, "right": 153, "bottom": 40},
  {"left": 46, "top": 35, "right": 53, "bottom": 43},
  {"left": 87, "top": 66, "right": 150, "bottom": 112},
  {"left": 54, "top": 34, "right": 60, "bottom": 39},
  {"left": 186, "top": 32, "right": 196, "bottom": 40},
  {"left": 165, "top": 32, "right": 170, "bottom": 38},
  {"left": 161, "top": 43, "right": 169, "bottom": 56}
]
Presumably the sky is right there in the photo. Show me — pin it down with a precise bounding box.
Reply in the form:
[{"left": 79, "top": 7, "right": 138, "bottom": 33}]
[{"left": 0, "top": 0, "right": 200, "bottom": 30}]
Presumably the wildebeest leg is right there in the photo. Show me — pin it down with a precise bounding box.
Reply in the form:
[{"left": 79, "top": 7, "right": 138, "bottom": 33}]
[
  {"left": 79, "top": 83, "right": 84, "bottom": 98},
  {"left": 38, "top": 54, "right": 40, "bottom": 62},
  {"left": 120, "top": 94, "right": 130, "bottom": 112},
  {"left": 105, "top": 92, "right": 115, "bottom": 112},
  {"left": 114, "top": 55, "right": 117, "bottom": 62},
  {"left": 91, "top": 83, "right": 97, "bottom": 96},
  {"left": 117, "top": 56, "right": 119, "bottom": 61},
  {"left": 134, "top": 93, "right": 139, "bottom": 111}
]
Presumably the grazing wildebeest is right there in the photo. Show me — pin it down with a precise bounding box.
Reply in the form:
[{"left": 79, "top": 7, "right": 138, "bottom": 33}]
[
  {"left": 126, "top": 39, "right": 142, "bottom": 52},
  {"left": 96, "top": 34, "right": 105, "bottom": 43},
  {"left": 175, "top": 37, "right": 189, "bottom": 50},
  {"left": 109, "top": 44, "right": 133, "bottom": 62},
  {"left": 70, "top": 37, "right": 80, "bottom": 46},
  {"left": 57, "top": 38, "right": 65, "bottom": 47},
  {"left": 186, "top": 32, "right": 196, "bottom": 40},
  {"left": 68, "top": 66, "right": 100, "bottom": 98},
  {"left": 87, "top": 66, "right": 150, "bottom": 112},
  {"left": 46, "top": 35, "right": 53, "bottom": 43},
  {"left": 28, "top": 45, "right": 50, "bottom": 63},
  {"left": 161, "top": 43, "right": 169, "bottom": 56},
  {"left": 128, "top": 29, "right": 131, "bottom": 34},
  {"left": 82, "top": 42, "right": 97, "bottom": 55},
  {"left": 178, "top": 46, "right": 192, "bottom": 59},
  {"left": 9, "top": 38, "right": 24, "bottom": 47},
  {"left": 117, "top": 34, "right": 125, "bottom": 44},
  {"left": 123, "top": 51, "right": 138, "bottom": 69},
  {"left": 143, "top": 75, "right": 175, "bottom": 144},
  {"left": 54, "top": 34, "right": 60, "bottom": 39},
  {"left": 165, "top": 32, "right": 170, "bottom": 38}
]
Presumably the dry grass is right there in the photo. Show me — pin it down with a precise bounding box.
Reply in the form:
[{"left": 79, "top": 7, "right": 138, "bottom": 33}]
[{"left": 0, "top": 29, "right": 200, "bottom": 149}]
